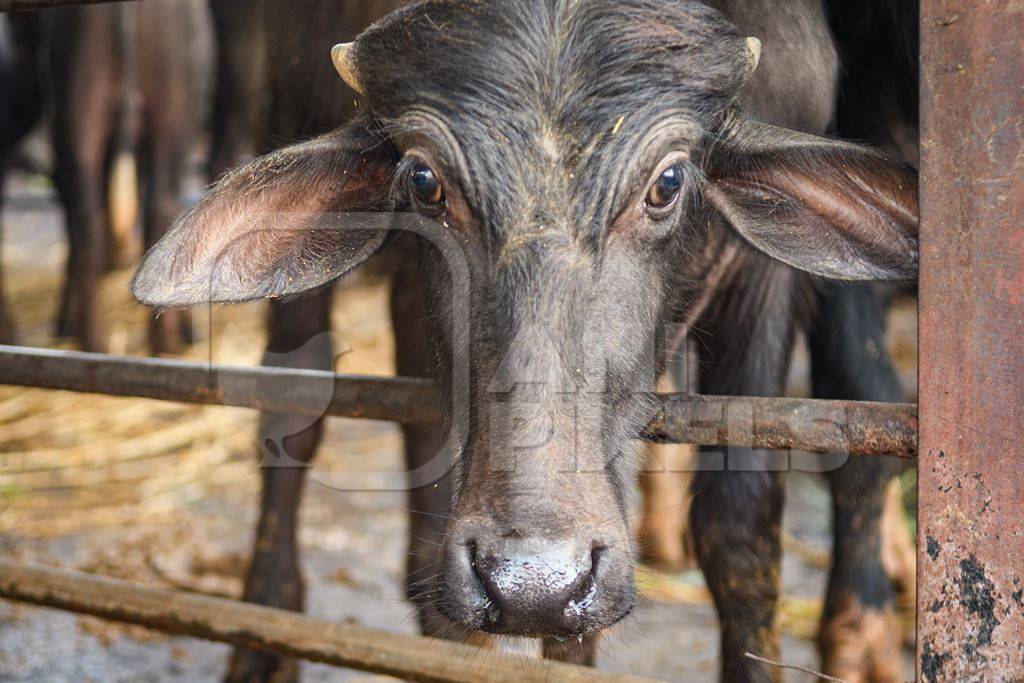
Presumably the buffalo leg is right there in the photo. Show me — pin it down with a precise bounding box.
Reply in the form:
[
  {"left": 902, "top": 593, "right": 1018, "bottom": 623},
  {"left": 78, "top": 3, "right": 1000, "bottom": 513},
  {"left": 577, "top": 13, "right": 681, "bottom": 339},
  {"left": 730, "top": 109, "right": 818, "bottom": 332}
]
[
  {"left": 390, "top": 251, "right": 453, "bottom": 636},
  {"left": 52, "top": 137, "right": 110, "bottom": 353},
  {"left": 226, "top": 292, "right": 333, "bottom": 683},
  {"left": 207, "top": 0, "right": 266, "bottom": 181},
  {"left": 691, "top": 467, "right": 785, "bottom": 683},
  {"left": 690, "top": 260, "right": 800, "bottom": 683},
  {"left": 0, "top": 181, "right": 14, "bottom": 345},
  {"left": 809, "top": 283, "right": 909, "bottom": 683},
  {"left": 137, "top": 0, "right": 208, "bottom": 354},
  {"left": 49, "top": 9, "right": 118, "bottom": 353},
  {"left": 0, "top": 162, "right": 21, "bottom": 344},
  {"left": 385, "top": 240, "right": 493, "bottom": 649}
]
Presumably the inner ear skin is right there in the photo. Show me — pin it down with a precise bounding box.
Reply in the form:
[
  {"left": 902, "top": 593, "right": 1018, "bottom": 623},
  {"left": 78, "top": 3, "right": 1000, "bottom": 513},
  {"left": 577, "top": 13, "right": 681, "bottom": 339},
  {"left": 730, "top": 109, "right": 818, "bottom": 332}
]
[
  {"left": 701, "top": 115, "right": 919, "bottom": 281},
  {"left": 131, "top": 123, "right": 401, "bottom": 308},
  {"left": 713, "top": 149, "right": 918, "bottom": 238},
  {"left": 708, "top": 114, "right": 919, "bottom": 232}
]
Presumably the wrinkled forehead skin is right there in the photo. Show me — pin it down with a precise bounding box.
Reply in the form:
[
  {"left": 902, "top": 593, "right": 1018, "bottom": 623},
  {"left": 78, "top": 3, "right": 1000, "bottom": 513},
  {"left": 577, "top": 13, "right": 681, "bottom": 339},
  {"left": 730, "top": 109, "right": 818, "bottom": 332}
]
[{"left": 348, "top": 0, "right": 754, "bottom": 235}]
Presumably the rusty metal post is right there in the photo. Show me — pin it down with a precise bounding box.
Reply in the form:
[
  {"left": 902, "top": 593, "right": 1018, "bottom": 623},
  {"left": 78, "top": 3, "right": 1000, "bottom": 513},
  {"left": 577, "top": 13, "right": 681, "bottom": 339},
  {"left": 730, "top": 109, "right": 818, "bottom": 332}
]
[{"left": 918, "top": 2, "right": 1024, "bottom": 680}]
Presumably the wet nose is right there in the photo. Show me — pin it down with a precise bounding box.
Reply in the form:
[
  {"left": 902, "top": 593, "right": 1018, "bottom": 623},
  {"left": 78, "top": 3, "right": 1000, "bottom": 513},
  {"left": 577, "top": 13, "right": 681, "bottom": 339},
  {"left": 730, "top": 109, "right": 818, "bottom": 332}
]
[
  {"left": 468, "top": 536, "right": 603, "bottom": 635},
  {"left": 441, "top": 518, "right": 634, "bottom": 637}
]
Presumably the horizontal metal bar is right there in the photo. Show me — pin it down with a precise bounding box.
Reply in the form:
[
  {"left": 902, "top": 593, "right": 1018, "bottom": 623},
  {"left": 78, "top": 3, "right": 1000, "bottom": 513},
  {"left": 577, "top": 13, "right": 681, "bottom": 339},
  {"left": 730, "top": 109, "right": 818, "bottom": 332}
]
[
  {"left": 0, "top": 346, "right": 917, "bottom": 456},
  {"left": 643, "top": 393, "right": 917, "bottom": 459},
  {"left": 0, "top": 560, "right": 662, "bottom": 683},
  {"left": 0, "top": 345, "right": 444, "bottom": 426},
  {"left": 0, "top": 0, "right": 143, "bottom": 12}
]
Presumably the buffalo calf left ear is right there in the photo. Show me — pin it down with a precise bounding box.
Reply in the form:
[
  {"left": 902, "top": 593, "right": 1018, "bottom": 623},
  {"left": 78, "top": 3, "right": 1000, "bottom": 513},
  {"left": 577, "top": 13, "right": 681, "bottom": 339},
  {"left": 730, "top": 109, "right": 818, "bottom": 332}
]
[{"left": 706, "top": 114, "right": 918, "bottom": 282}]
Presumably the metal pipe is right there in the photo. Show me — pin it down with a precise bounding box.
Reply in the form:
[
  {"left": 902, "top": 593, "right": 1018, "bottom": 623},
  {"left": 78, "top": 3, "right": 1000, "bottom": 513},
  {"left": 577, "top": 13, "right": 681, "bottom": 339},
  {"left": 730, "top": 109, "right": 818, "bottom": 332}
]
[
  {"left": 0, "top": 345, "right": 444, "bottom": 426},
  {"left": 0, "top": 560, "right": 662, "bottom": 683},
  {"left": 0, "top": 345, "right": 917, "bottom": 456},
  {"left": 642, "top": 393, "right": 917, "bottom": 459}
]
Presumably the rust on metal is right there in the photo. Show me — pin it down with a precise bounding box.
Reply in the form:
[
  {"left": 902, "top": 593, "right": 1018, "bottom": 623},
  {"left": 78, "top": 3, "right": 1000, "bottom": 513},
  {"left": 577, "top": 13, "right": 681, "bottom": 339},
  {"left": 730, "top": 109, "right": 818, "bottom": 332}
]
[
  {"left": 0, "top": 345, "right": 917, "bottom": 455},
  {"left": 642, "top": 393, "right": 917, "bottom": 458},
  {"left": 918, "top": 1, "right": 1024, "bottom": 680},
  {"left": 0, "top": 560, "right": 663, "bottom": 683},
  {"left": 0, "top": 345, "right": 444, "bottom": 426}
]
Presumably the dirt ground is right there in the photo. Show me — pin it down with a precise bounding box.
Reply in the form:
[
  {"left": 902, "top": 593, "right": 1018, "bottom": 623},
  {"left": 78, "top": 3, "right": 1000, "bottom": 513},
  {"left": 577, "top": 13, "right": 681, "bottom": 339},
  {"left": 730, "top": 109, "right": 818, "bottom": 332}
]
[{"left": 0, "top": 171, "right": 917, "bottom": 682}]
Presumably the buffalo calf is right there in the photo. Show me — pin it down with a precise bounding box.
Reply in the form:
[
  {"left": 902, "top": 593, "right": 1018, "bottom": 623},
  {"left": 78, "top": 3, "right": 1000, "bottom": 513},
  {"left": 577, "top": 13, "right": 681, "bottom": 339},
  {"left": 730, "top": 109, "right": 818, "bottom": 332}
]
[{"left": 135, "top": 1, "right": 918, "bottom": 680}]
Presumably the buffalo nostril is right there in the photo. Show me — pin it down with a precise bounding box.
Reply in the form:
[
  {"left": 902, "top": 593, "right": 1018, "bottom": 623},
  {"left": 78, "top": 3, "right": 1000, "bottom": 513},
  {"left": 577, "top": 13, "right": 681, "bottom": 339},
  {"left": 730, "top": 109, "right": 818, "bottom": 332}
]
[
  {"left": 564, "top": 545, "right": 604, "bottom": 607},
  {"left": 591, "top": 544, "right": 607, "bottom": 566},
  {"left": 590, "top": 544, "right": 608, "bottom": 579},
  {"left": 466, "top": 541, "right": 501, "bottom": 625}
]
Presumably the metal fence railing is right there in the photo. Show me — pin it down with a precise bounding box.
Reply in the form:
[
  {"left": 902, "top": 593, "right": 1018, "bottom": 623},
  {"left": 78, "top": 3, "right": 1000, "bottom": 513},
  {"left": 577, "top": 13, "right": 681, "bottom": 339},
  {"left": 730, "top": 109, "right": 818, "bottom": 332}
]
[
  {"left": 0, "top": 346, "right": 918, "bottom": 457},
  {"left": 0, "top": 342, "right": 918, "bottom": 677}
]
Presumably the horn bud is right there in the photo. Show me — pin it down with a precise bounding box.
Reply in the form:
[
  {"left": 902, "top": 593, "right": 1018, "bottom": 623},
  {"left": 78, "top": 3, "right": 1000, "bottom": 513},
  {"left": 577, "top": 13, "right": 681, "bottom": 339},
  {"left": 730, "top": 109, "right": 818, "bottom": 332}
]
[
  {"left": 332, "top": 42, "right": 363, "bottom": 94},
  {"left": 746, "top": 36, "right": 762, "bottom": 72}
]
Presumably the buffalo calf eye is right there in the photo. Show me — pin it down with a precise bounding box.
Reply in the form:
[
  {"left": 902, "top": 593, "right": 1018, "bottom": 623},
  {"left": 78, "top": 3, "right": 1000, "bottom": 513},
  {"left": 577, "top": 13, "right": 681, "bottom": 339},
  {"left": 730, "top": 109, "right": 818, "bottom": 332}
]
[
  {"left": 646, "top": 166, "right": 683, "bottom": 210},
  {"left": 409, "top": 163, "right": 444, "bottom": 207}
]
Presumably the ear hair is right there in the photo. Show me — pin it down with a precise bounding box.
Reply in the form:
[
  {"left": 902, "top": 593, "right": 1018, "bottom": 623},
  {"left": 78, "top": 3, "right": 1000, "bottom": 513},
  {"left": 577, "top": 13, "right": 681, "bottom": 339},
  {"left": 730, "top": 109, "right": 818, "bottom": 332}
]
[
  {"left": 704, "top": 113, "right": 918, "bottom": 281},
  {"left": 133, "top": 120, "right": 397, "bottom": 307}
]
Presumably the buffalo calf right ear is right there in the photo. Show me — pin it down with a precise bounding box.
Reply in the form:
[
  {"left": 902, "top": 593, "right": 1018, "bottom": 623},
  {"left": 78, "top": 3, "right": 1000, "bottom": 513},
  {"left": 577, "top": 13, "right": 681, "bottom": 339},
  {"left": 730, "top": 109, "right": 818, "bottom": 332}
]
[{"left": 132, "top": 120, "right": 397, "bottom": 308}]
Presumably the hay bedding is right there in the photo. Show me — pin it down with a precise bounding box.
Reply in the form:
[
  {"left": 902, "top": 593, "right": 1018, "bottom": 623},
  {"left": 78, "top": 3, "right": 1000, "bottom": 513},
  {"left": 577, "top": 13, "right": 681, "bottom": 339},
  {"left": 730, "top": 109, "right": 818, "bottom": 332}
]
[
  {"left": 0, "top": 241, "right": 398, "bottom": 537},
  {"left": 0, "top": 229, "right": 404, "bottom": 651}
]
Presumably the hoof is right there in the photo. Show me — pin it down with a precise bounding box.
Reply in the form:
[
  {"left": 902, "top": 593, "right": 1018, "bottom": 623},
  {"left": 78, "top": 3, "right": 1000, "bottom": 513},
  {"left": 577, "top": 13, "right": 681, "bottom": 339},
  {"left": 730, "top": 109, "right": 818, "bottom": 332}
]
[{"left": 819, "top": 595, "right": 905, "bottom": 683}]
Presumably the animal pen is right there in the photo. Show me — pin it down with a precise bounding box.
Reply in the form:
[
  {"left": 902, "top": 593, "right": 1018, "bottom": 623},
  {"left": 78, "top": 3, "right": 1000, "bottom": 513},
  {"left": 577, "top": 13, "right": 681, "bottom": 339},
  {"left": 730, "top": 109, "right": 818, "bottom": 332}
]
[{"left": 0, "top": 0, "right": 1021, "bottom": 680}]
